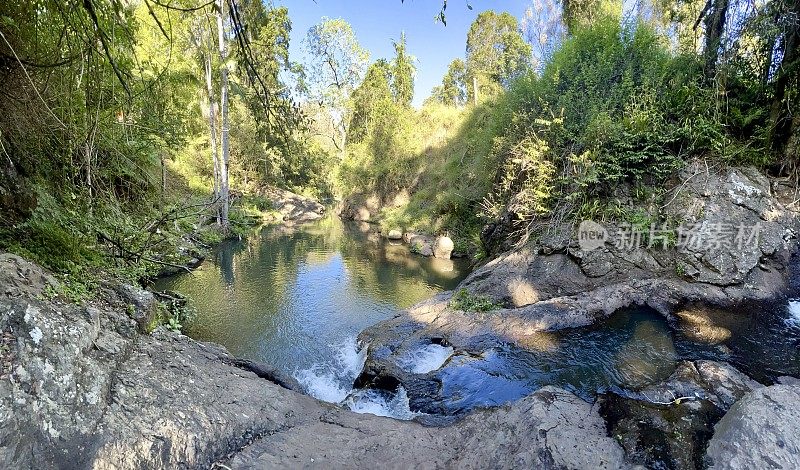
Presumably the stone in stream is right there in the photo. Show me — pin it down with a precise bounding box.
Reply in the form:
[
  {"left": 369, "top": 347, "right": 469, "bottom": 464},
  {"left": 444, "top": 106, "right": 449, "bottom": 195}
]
[
  {"left": 433, "top": 235, "right": 454, "bottom": 259},
  {"left": 600, "top": 360, "right": 763, "bottom": 470},
  {"left": 614, "top": 319, "right": 677, "bottom": 389}
]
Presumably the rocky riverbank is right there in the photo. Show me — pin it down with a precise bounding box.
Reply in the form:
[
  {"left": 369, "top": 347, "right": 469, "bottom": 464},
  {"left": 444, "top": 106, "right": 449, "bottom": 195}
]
[
  {"left": 0, "top": 253, "right": 628, "bottom": 469},
  {"left": 353, "top": 162, "right": 800, "bottom": 467},
  {"left": 3, "top": 163, "right": 800, "bottom": 469}
]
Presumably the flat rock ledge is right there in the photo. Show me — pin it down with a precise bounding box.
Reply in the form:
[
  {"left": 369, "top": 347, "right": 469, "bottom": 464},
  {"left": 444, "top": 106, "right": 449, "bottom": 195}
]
[{"left": 0, "top": 253, "right": 629, "bottom": 469}]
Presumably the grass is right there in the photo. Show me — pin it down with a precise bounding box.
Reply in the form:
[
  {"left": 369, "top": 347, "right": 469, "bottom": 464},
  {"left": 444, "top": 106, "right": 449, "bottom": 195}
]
[{"left": 449, "top": 288, "right": 503, "bottom": 312}]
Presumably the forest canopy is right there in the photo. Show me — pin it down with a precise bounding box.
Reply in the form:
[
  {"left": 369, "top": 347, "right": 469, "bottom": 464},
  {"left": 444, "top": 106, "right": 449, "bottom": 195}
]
[{"left": 0, "top": 0, "right": 798, "bottom": 275}]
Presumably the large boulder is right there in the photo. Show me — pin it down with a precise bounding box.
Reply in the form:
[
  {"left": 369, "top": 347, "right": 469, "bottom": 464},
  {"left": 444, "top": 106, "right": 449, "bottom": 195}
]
[
  {"left": 433, "top": 236, "right": 454, "bottom": 259},
  {"left": 465, "top": 162, "right": 799, "bottom": 310},
  {"left": 706, "top": 384, "right": 800, "bottom": 469},
  {"left": 263, "top": 186, "right": 325, "bottom": 224},
  {"left": 0, "top": 253, "right": 58, "bottom": 299}
]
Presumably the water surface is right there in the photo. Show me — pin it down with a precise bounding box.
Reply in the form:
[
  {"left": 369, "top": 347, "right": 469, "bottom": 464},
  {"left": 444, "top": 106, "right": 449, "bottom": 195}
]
[{"left": 155, "top": 216, "right": 470, "bottom": 381}]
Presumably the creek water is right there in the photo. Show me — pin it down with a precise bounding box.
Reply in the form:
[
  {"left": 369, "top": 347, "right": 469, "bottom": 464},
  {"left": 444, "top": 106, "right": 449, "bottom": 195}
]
[
  {"left": 156, "top": 216, "right": 800, "bottom": 419},
  {"left": 154, "top": 216, "right": 470, "bottom": 417}
]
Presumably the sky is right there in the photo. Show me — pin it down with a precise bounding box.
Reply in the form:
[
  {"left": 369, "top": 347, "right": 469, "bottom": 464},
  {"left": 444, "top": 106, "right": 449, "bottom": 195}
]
[{"left": 274, "top": 0, "right": 531, "bottom": 107}]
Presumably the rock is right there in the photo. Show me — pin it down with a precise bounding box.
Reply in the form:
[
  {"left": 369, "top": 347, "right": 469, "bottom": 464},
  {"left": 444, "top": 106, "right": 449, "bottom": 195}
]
[
  {"left": 600, "top": 360, "right": 761, "bottom": 469},
  {"left": 600, "top": 392, "right": 724, "bottom": 470},
  {"left": 262, "top": 187, "right": 325, "bottom": 225},
  {"left": 407, "top": 233, "right": 434, "bottom": 257},
  {"left": 110, "top": 283, "right": 158, "bottom": 332},
  {"left": 226, "top": 386, "right": 629, "bottom": 469},
  {"left": 706, "top": 385, "right": 800, "bottom": 469},
  {"left": 338, "top": 193, "right": 380, "bottom": 222},
  {"left": 433, "top": 236, "right": 454, "bottom": 259},
  {"left": 694, "top": 360, "right": 762, "bottom": 409},
  {"left": 387, "top": 229, "right": 402, "bottom": 240},
  {"left": 0, "top": 257, "right": 631, "bottom": 469},
  {"left": 0, "top": 253, "right": 58, "bottom": 299}
]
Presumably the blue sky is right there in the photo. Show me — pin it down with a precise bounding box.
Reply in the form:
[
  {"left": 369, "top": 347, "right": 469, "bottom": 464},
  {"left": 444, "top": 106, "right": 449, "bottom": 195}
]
[{"left": 274, "top": 0, "right": 531, "bottom": 107}]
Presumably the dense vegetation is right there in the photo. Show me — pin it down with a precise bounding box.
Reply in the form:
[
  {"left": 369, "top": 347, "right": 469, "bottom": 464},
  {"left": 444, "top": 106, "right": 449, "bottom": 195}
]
[
  {"left": 338, "top": 1, "right": 799, "bottom": 255},
  {"left": 1, "top": 0, "right": 798, "bottom": 283}
]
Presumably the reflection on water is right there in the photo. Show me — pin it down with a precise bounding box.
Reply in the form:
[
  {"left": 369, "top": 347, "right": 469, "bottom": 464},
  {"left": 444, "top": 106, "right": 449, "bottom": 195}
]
[
  {"left": 418, "top": 304, "right": 800, "bottom": 414},
  {"left": 154, "top": 215, "right": 470, "bottom": 381}
]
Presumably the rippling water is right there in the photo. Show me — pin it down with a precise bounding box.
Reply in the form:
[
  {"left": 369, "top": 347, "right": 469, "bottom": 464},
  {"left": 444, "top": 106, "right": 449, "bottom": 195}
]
[
  {"left": 154, "top": 216, "right": 470, "bottom": 416},
  {"left": 156, "top": 216, "right": 800, "bottom": 419}
]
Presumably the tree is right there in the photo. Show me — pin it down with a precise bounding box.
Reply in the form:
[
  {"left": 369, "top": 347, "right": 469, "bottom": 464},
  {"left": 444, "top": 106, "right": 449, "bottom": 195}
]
[
  {"left": 561, "top": 0, "right": 622, "bottom": 33},
  {"left": 391, "top": 32, "right": 415, "bottom": 106},
  {"left": 700, "top": 0, "right": 730, "bottom": 75},
  {"left": 215, "top": 0, "right": 231, "bottom": 230},
  {"left": 349, "top": 59, "right": 394, "bottom": 143},
  {"left": 431, "top": 58, "right": 467, "bottom": 106},
  {"left": 465, "top": 11, "right": 532, "bottom": 102},
  {"left": 303, "top": 18, "right": 369, "bottom": 157},
  {"left": 521, "top": 0, "right": 567, "bottom": 72}
]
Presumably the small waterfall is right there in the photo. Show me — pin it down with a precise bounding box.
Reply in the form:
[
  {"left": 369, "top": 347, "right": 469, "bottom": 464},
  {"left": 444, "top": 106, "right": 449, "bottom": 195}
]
[
  {"left": 294, "top": 337, "right": 418, "bottom": 420},
  {"left": 786, "top": 300, "right": 800, "bottom": 329},
  {"left": 397, "top": 344, "right": 454, "bottom": 374},
  {"left": 295, "top": 337, "right": 366, "bottom": 403}
]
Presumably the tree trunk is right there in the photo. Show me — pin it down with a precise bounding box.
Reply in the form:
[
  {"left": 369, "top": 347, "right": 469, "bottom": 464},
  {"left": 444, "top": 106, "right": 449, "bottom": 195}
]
[
  {"left": 769, "top": 0, "right": 800, "bottom": 157},
  {"left": 160, "top": 152, "right": 166, "bottom": 195},
  {"left": 216, "top": 0, "right": 230, "bottom": 230},
  {"left": 204, "top": 53, "right": 221, "bottom": 225},
  {"left": 703, "top": 0, "right": 729, "bottom": 76}
]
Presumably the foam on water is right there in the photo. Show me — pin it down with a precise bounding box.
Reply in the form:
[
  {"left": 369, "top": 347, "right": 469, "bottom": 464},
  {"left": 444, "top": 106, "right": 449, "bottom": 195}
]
[
  {"left": 295, "top": 337, "right": 366, "bottom": 403},
  {"left": 397, "top": 344, "right": 454, "bottom": 374},
  {"left": 344, "top": 387, "right": 418, "bottom": 420},
  {"left": 786, "top": 300, "right": 800, "bottom": 329},
  {"left": 295, "top": 337, "right": 422, "bottom": 420}
]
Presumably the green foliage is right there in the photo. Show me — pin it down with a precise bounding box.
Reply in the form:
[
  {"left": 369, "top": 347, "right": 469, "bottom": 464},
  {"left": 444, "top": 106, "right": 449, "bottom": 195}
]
[
  {"left": 465, "top": 11, "right": 532, "bottom": 100},
  {"left": 391, "top": 32, "right": 415, "bottom": 107},
  {"left": 430, "top": 59, "right": 467, "bottom": 106},
  {"left": 449, "top": 288, "right": 503, "bottom": 312},
  {"left": 42, "top": 273, "right": 98, "bottom": 304}
]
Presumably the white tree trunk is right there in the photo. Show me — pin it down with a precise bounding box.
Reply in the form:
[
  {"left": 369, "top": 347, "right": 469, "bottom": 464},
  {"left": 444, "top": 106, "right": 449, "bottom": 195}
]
[
  {"left": 204, "top": 52, "right": 221, "bottom": 225},
  {"left": 216, "top": 0, "right": 230, "bottom": 230}
]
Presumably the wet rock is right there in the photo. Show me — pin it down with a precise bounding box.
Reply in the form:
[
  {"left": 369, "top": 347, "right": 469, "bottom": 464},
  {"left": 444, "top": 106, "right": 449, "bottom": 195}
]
[
  {"left": 706, "top": 384, "right": 800, "bottom": 469},
  {"left": 433, "top": 236, "right": 454, "bottom": 259},
  {"left": 634, "top": 361, "right": 762, "bottom": 411},
  {"left": 600, "top": 360, "right": 761, "bottom": 470},
  {"left": 601, "top": 392, "right": 724, "bottom": 470}
]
